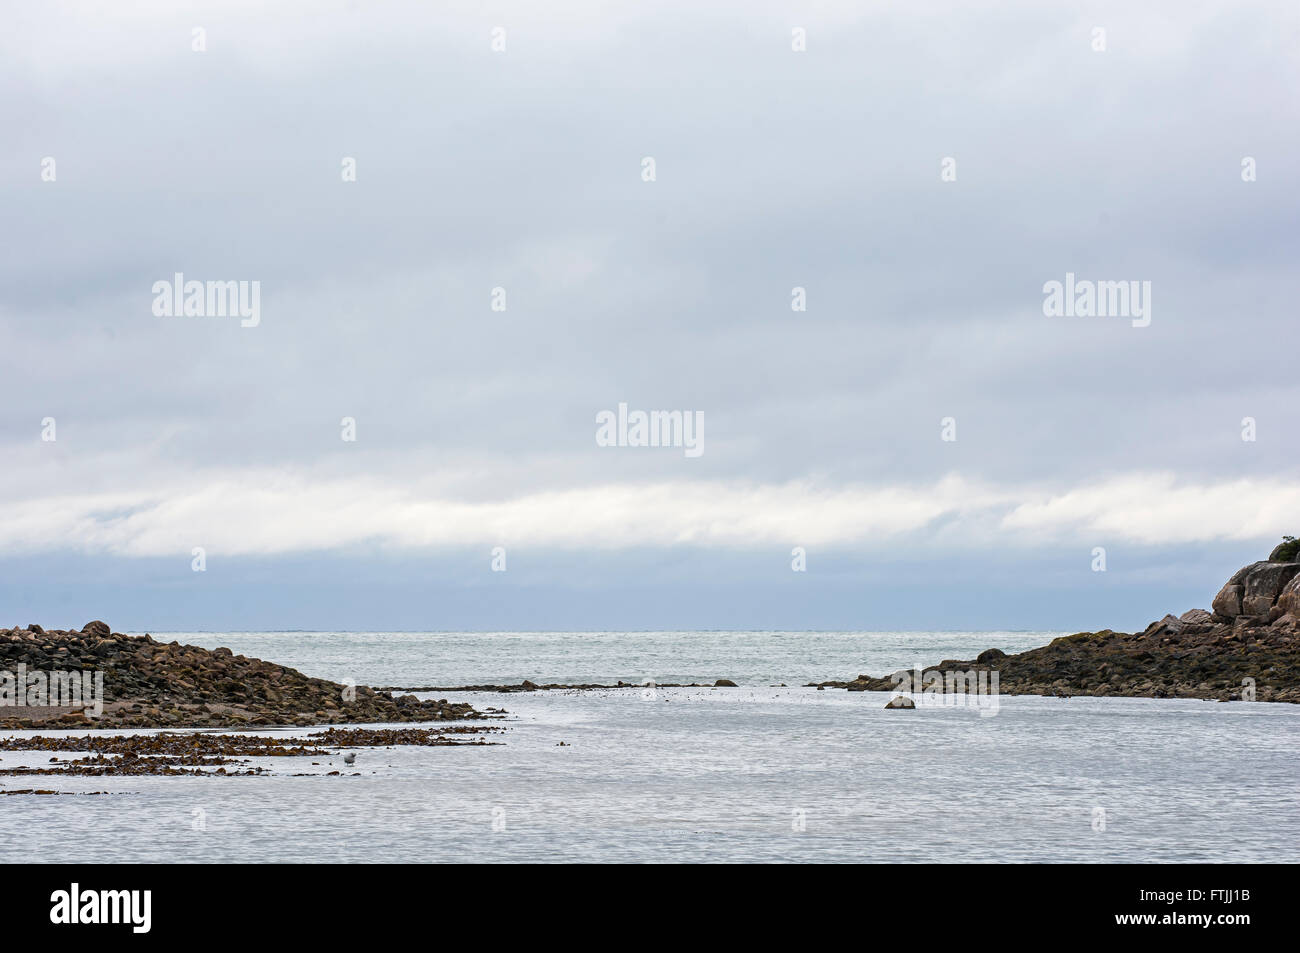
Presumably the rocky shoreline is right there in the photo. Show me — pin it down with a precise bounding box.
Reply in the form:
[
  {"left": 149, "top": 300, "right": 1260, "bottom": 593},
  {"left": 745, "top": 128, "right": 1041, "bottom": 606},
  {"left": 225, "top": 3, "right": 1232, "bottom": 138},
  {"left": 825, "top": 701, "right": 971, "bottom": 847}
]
[
  {"left": 815, "top": 548, "right": 1300, "bottom": 704},
  {"left": 4, "top": 546, "right": 1296, "bottom": 733},
  {"left": 0, "top": 726, "right": 502, "bottom": 777},
  {"left": 375, "top": 679, "right": 742, "bottom": 693},
  {"left": 0, "top": 623, "right": 485, "bottom": 729}
]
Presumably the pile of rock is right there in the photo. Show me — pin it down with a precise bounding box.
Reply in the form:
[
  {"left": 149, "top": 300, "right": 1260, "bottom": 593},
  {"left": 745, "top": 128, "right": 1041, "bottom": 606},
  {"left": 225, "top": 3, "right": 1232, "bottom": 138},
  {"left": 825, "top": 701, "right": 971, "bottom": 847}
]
[
  {"left": 818, "top": 545, "right": 1300, "bottom": 703},
  {"left": 0, "top": 622, "right": 482, "bottom": 728}
]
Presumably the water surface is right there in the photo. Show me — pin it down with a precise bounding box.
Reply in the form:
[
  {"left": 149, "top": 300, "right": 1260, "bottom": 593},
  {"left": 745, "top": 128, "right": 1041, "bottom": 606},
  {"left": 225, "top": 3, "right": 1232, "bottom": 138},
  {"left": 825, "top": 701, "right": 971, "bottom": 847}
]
[{"left": 3, "top": 632, "right": 1295, "bottom": 863}]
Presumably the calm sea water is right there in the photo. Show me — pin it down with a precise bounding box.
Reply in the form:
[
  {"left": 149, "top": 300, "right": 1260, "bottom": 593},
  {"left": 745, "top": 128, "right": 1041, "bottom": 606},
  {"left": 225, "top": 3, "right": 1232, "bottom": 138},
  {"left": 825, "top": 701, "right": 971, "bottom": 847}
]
[
  {"left": 135, "top": 629, "right": 1065, "bottom": 687},
  {"left": 3, "top": 631, "right": 1297, "bottom": 863}
]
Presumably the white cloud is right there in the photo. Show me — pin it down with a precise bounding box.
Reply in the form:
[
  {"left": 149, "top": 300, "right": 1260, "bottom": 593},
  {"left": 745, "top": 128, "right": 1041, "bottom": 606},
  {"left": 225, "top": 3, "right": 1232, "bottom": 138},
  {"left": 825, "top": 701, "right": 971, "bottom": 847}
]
[
  {"left": 2, "top": 0, "right": 1297, "bottom": 607},
  {"left": 0, "top": 467, "right": 1293, "bottom": 557},
  {"left": 1000, "top": 473, "right": 1300, "bottom": 544}
]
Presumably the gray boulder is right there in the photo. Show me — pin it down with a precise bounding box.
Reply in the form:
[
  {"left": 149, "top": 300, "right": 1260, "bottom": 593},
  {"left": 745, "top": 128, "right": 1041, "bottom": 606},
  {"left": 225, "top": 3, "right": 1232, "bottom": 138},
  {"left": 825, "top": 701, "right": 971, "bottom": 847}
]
[
  {"left": 1212, "top": 583, "right": 1242, "bottom": 621},
  {"left": 1279, "top": 574, "right": 1300, "bottom": 618},
  {"left": 1242, "top": 562, "right": 1300, "bottom": 615},
  {"left": 1213, "top": 561, "right": 1300, "bottom": 620},
  {"left": 1145, "top": 614, "right": 1186, "bottom": 637}
]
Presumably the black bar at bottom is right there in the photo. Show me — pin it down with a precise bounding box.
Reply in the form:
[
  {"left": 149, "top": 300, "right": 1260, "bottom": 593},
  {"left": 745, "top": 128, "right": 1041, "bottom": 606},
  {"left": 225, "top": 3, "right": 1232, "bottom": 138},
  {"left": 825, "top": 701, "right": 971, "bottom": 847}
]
[{"left": 10, "top": 863, "right": 1283, "bottom": 940}]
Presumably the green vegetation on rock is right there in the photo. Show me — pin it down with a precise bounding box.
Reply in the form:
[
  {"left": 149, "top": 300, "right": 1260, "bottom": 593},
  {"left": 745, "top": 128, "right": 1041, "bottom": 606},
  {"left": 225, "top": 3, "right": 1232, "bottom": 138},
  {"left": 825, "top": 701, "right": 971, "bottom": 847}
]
[{"left": 1270, "top": 536, "right": 1300, "bottom": 562}]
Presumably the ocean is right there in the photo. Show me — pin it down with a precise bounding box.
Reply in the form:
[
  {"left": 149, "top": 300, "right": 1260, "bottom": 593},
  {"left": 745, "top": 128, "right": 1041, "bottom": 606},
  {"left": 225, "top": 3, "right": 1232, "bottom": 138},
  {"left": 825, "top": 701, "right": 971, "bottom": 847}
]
[{"left": 3, "top": 631, "right": 1297, "bottom": 863}]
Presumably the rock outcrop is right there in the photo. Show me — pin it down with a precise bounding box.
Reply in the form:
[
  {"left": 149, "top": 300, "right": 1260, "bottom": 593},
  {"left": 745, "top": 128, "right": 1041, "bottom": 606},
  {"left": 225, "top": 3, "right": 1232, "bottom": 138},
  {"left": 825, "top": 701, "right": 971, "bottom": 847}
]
[
  {"left": 818, "top": 547, "right": 1300, "bottom": 703},
  {"left": 0, "top": 623, "right": 482, "bottom": 728},
  {"left": 1212, "top": 561, "right": 1300, "bottom": 620}
]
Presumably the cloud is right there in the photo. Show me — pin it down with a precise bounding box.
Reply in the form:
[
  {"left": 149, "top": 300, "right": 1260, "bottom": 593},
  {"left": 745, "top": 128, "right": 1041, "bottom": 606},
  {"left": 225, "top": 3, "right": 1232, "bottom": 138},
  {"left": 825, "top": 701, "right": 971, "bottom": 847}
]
[
  {"left": 0, "top": 466, "right": 1293, "bottom": 558},
  {"left": 1, "top": 1, "right": 1297, "bottom": 627},
  {"left": 1001, "top": 473, "right": 1300, "bottom": 544}
]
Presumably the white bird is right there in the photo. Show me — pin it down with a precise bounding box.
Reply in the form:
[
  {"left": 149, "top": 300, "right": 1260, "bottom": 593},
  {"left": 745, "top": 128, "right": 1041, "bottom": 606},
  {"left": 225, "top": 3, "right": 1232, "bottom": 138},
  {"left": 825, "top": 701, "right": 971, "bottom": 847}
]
[{"left": 342, "top": 752, "right": 356, "bottom": 765}]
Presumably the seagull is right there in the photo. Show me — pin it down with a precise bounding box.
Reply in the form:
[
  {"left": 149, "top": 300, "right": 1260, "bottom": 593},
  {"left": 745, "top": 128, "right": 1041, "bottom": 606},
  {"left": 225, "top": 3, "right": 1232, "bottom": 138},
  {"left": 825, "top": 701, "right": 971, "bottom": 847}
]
[{"left": 342, "top": 752, "right": 356, "bottom": 765}]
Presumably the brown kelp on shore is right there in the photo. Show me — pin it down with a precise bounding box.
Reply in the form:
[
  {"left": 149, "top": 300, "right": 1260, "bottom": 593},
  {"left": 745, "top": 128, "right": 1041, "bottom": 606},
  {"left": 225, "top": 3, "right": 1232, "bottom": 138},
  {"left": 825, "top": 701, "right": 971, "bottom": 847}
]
[{"left": 0, "top": 726, "right": 502, "bottom": 778}]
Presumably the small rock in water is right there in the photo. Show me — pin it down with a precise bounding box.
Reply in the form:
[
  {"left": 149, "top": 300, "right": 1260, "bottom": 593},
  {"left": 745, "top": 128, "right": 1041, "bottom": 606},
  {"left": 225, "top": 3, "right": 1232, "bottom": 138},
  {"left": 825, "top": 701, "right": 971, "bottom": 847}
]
[{"left": 885, "top": 696, "right": 916, "bottom": 709}]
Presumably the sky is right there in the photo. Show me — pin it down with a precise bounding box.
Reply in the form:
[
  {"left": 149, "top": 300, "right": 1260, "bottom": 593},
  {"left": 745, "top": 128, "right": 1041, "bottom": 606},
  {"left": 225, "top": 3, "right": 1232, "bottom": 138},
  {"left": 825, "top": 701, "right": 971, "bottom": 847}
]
[{"left": 1, "top": 0, "right": 1297, "bottom": 632}]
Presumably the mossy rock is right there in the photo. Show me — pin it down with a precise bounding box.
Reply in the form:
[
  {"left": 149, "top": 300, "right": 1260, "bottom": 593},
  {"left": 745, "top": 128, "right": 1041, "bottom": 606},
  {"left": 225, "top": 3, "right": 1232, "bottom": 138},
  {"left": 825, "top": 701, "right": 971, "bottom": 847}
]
[{"left": 1269, "top": 536, "right": 1300, "bottom": 562}]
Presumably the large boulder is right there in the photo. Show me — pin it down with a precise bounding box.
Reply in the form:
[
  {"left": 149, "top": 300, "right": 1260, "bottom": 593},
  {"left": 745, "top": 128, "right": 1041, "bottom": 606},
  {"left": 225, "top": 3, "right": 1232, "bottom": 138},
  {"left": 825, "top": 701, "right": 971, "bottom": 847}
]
[
  {"left": 1211, "top": 583, "right": 1243, "bottom": 621},
  {"left": 1212, "top": 561, "right": 1300, "bottom": 620},
  {"left": 1242, "top": 562, "right": 1300, "bottom": 615},
  {"left": 1279, "top": 575, "right": 1300, "bottom": 618}
]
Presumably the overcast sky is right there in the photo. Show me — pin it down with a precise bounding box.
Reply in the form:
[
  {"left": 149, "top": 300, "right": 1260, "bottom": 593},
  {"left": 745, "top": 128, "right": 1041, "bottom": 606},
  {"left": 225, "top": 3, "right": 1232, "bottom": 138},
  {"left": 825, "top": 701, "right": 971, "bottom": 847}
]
[{"left": 2, "top": 0, "right": 1297, "bottom": 632}]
